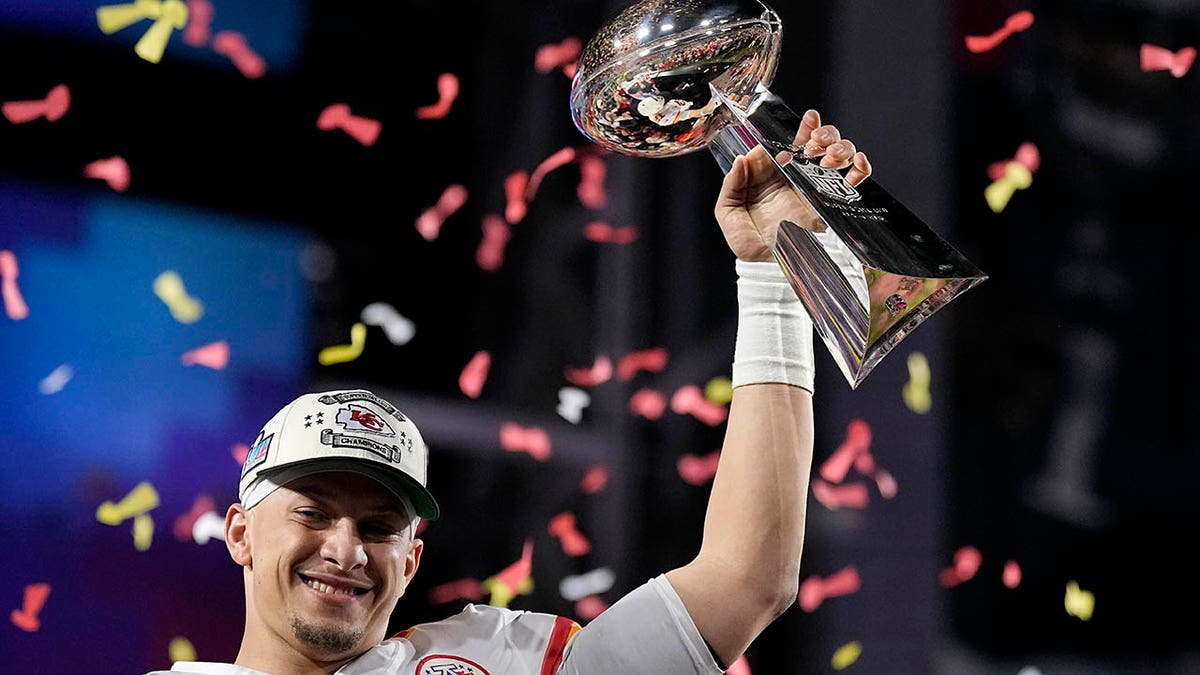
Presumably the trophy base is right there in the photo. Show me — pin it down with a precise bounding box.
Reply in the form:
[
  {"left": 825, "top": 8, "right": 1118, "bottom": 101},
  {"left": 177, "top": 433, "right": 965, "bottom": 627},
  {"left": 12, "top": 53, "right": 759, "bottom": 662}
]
[{"left": 709, "top": 84, "right": 987, "bottom": 389}]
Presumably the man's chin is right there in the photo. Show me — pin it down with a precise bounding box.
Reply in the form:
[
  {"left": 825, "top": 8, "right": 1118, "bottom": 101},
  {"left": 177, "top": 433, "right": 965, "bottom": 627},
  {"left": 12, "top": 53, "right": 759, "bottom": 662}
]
[{"left": 289, "top": 613, "right": 365, "bottom": 657}]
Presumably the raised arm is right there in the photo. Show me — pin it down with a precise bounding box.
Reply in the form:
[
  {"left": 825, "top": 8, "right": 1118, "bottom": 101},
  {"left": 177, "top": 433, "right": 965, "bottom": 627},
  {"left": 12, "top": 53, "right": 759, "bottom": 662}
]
[{"left": 665, "top": 109, "right": 871, "bottom": 666}]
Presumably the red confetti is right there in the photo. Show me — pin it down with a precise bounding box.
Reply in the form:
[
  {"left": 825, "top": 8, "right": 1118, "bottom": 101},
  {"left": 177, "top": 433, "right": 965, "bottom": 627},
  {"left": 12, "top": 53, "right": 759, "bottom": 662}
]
[
  {"left": 548, "top": 512, "right": 591, "bottom": 557},
  {"left": 499, "top": 423, "right": 551, "bottom": 461},
  {"left": 317, "top": 103, "right": 381, "bottom": 147},
  {"left": 428, "top": 578, "right": 483, "bottom": 605},
  {"left": 1140, "top": 43, "right": 1196, "bottom": 78},
  {"left": 10, "top": 582, "right": 50, "bottom": 632},
  {"left": 212, "top": 30, "right": 267, "bottom": 79},
  {"left": 495, "top": 539, "right": 534, "bottom": 594},
  {"left": 987, "top": 142, "right": 1040, "bottom": 181},
  {"left": 415, "top": 184, "right": 468, "bottom": 241},
  {"left": 617, "top": 347, "right": 669, "bottom": 381},
  {"left": 181, "top": 340, "right": 229, "bottom": 370},
  {"left": 183, "top": 0, "right": 213, "bottom": 46},
  {"left": 798, "top": 566, "right": 861, "bottom": 612},
  {"left": 415, "top": 72, "right": 460, "bottom": 120},
  {"left": 964, "top": 10, "right": 1034, "bottom": 54},
  {"left": 810, "top": 478, "right": 870, "bottom": 510},
  {"left": 820, "top": 418, "right": 872, "bottom": 483},
  {"left": 574, "top": 595, "right": 608, "bottom": 621},
  {"left": 580, "top": 465, "right": 608, "bottom": 494},
  {"left": 628, "top": 388, "right": 666, "bottom": 420},
  {"left": 576, "top": 153, "right": 608, "bottom": 209},
  {"left": 939, "top": 545, "right": 982, "bottom": 588},
  {"left": 231, "top": 443, "right": 249, "bottom": 465},
  {"left": 459, "top": 350, "right": 491, "bottom": 399},
  {"left": 677, "top": 450, "right": 720, "bottom": 485},
  {"left": 564, "top": 355, "right": 612, "bottom": 387},
  {"left": 525, "top": 147, "right": 577, "bottom": 202},
  {"left": 2, "top": 83, "right": 69, "bottom": 124},
  {"left": 583, "top": 221, "right": 640, "bottom": 244},
  {"left": 1002, "top": 560, "right": 1022, "bottom": 589},
  {"left": 476, "top": 214, "right": 512, "bottom": 272},
  {"left": 504, "top": 171, "right": 529, "bottom": 224},
  {"left": 670, "top": 384, "right": 728, "bottom": 426},
  {"left": 173, "top": 493, "right": 216, "bottom": 542},
  {"left": 872, "top": 467, "right": 898, "bottom": 499},
  {"left": 534, "top": 37, "right": 581, "bottom": 77},
  {"left": 727, "top": 656, "right": 752, "bottom": 675},
  {"left": 83, "top": 155, "right": 130, "bottom": 192},
  {"left": 0, "top": 250, "right": 30, "bottom": 320}
]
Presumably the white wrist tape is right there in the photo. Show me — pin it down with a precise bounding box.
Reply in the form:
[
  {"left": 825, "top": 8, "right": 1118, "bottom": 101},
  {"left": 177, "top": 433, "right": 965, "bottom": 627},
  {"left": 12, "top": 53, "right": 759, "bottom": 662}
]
[{"left": 732, "top": 259, "right": 815, "bottom": 392}]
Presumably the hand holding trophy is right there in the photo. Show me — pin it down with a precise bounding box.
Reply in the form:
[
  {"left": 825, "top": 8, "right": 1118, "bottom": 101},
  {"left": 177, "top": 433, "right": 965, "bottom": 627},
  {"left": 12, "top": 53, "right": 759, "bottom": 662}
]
[{"left": 569, "top": 0, "right": 987, "bottom": 388}]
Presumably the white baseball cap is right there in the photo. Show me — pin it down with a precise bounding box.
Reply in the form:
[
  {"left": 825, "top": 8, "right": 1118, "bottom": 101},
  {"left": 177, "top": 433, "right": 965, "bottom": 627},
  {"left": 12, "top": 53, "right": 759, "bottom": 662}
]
[{"left": 238, "top": 389, "right": 440, "bottom": 520}]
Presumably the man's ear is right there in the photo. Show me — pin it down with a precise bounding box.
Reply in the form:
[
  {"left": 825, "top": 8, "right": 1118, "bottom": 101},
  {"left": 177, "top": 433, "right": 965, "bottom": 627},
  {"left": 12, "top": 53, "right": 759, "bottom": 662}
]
[
  {"left": 225, "top": 503, "right": 252, "bottom": 567},
  {"left": 404, "top": 538, "right": 424, "bottom": 585}
]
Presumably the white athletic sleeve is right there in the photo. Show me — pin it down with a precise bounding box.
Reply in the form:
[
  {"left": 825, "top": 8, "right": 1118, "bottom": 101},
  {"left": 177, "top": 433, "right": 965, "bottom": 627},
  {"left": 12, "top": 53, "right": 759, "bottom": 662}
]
[{"left": 558, "top": 574, "right": 724, "bottom": 675}]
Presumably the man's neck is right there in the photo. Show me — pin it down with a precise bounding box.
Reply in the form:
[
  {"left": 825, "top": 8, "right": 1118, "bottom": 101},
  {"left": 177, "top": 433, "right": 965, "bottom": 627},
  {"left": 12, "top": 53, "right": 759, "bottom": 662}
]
[{"left": 235, "top": 628, "right": 361, "bottom": 675}]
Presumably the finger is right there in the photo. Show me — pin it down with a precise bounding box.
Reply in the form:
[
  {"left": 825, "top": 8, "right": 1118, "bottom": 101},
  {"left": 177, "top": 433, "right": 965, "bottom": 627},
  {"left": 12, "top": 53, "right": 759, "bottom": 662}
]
[
  {"left": 844, "top": 152, "right": 873, "bottom": 187},
  {"left": 807, "top": 123, "right": 843, "bottom": 156},
  {"left": 714, "top": 154, "right": 750, "bottom": 215},
  {"left": 794, "top": 109, "right": 821, "bottom": 153},
  {"left": 821, "top": 138, "right": 857, "bottom": 169}
]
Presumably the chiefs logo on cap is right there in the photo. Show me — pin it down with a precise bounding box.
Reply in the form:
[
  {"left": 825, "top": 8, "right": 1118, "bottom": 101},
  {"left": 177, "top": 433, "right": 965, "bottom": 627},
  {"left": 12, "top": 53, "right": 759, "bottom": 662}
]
[{"left": 336, "top": 404, "right": 394, "bottom": 436}]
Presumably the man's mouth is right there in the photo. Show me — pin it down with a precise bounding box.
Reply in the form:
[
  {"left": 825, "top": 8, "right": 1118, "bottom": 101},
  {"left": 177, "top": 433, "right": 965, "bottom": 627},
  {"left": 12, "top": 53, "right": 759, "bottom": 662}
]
[{"left": 299, "top": 574, "right": 369, "bottom": 596}]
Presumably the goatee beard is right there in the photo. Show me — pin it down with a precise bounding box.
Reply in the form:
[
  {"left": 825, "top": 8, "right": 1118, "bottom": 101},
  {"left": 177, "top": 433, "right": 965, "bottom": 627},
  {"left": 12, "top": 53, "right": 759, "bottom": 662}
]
[{"left": 289, "top": 614, "right": 363, "bottom": 654}]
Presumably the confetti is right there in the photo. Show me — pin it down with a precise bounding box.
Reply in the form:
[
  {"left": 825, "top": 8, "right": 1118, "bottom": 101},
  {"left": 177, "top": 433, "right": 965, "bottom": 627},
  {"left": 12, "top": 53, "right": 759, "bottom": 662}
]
[
  {"left": 231, "top": 443, "right": 249, "bottom": 465},
  {"left": 317, "top": 103, "right": 381, "bottom": 147},
  {"left": 1140, "top": 44, "right": 1196, "bottom": 78},
  {"left": 212, "top": 30, "right": 267, "bottom": 79},
  {"left": 10, "top": 582, "right": 50, "bottom": 632},
  {"left": 0, "top": 250, "right": 30, "bottom": 320},
  {"left": 182, "top": 0, "right": 213, "bottom": 46},
  {"left": 939, "top": 545, "right": 982, "bottom": 588},
  {"left": 318, "top": 322, "right": 367, "bottom": 365},
  {"left": 579, "top": 465, "right": 608, "bottom": 494},
  {"left": 564, "top": 355, "right": 613, "bottom": 387},
  {"left": 534, "top": 37, "right": 582, "bottom": 78},
  {"left": 499, "top": 423, "right": 550, "bottom": 461},
  {"left": 504, "top": 171, "right": 529, "bottom": 224},
  {"left": 459, "top": 350, "right": 491, "bottom": 398},
  {"left": 524, "top": 147, "right": 577, "bottom": 202},
  {"left": 1064, "top": 580, "right": 1095, "bottom": 621},
  {"left": 627, "top": 388, "right": 666, "bottom": 419},
  {"left": 576, "top": 153, "right": 608, "bottom": 209},
  {"left": 902, "top": 351, "right": 931, "bottom": 413},
  {"left": 583, "top": 221, "right": 640, "bottom": 244},
  {"left": 38, "top": 364, "right": 73, "bottom": 395},
  {"left": 821, "top": 419, "right": 871, "bottom": 483},
  {"left": 559, "top": 567, "right": 615, "bottom": 601},
  {"left": 169, "top": 636, "right": 196, "bottom": 662},
  {"left": 132, "top": 513, "right": 155, "bottom": 551},
  {"left": 704, "top": 376, "right": 733, "bottom": 405},
  {"left": 360, "top": 302, "right": 415, "bottom": 346},
  {"left": 482, "top": 539, "right": 534, "bottom": 607},
  {"left": 670, "top": 385, "right": 728, "bottom": 426},
  {"left": 986, "top": 142, "right": 1040, "bottom": 180},
  {"left": 83, "top": 155, "right": 131, "bottom": 192},
  {"left": 415, "top": 184, "right": 468, "bottom": 241},
  {"left": 964, "top": 10, "right": 1034, "bottom": 54},
  {"left": 1002, "top": 560, "right": 1022, "bottom": 589},
  {"left": 831, "top": 641, "right": 862, "bottom": 670},
  {"left": 574, "top": 595, "right": 608, "bottom": 621},
  {"left": 96, "top": 481, "right": 160, "bottom": 526},
  {"left": 2, "top": 83, "right": 70, "bottom": 124},
  {"left": 415, "top": 72, "right": 460, "bottom": 120},
  {"left": 556, "top": 387, "right": 590, "bottom": 424},
  {"left": 616, "top": 347, "right": 669, "bottom": 381},
  {"left": 476, "top": 214, "right": 512, "bottom": 272},
  {"left": 727, "top": 656, "right": 752, "bottom": 675},
  {"left": 153, "top": 270, "right": 204, "bottom": 324},
  {"left": 798, "top": 566, "right": 861, "bottom": 612},
  {"left": 192, "top": 511, "right": 225, "bottom": 544},
  {"left": 548, "top": 512, "right": 591, "bottom": 557},
  {"left": 676, "top": 450, "right": 720, "bottom": 485},
  {"left": 181, "top": 340, "right": 229, "bottom": 369},
  {"left": 97, "top": 0, "right": 189, "bottom": 64},
  {"left": 173, "top": 493, "right": 215, "bottom": 541},
  {"left": 984, "top": 161, "right": 1033, "bottom": 213},
  {"left": 428, "top": 578, "right": 483, "bottom": 605}
]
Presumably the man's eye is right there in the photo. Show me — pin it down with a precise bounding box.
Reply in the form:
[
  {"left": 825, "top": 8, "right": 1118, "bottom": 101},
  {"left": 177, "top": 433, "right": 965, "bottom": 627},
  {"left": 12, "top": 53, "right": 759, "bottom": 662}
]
[{"left": 362, "top": 523, "right": 401, "bottom": 539}]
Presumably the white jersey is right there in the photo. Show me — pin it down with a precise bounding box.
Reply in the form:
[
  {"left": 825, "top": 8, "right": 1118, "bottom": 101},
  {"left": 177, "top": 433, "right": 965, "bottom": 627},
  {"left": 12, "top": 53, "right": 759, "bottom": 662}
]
[{"left": 148, "top": 574, "right": 723, "bottom": 675}]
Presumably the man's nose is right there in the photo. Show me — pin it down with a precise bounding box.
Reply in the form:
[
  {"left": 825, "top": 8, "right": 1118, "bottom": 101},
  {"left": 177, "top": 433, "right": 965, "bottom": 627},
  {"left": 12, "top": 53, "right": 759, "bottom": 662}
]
[{"left": 320, "top": 518, "right": 367, "bottom": 570}]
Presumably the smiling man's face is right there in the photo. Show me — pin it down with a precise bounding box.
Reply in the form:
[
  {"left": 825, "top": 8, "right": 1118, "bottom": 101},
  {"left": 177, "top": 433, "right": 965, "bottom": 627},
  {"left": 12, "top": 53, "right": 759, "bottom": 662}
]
[{"left": 233, "top": 471, "right": 423, "bottom": 664}]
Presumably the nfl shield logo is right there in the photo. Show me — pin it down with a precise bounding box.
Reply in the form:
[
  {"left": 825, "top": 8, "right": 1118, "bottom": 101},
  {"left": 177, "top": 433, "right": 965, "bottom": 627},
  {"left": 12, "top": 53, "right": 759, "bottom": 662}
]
[{"left": 797, "top": 162, "right": 862, "bottom": 203}]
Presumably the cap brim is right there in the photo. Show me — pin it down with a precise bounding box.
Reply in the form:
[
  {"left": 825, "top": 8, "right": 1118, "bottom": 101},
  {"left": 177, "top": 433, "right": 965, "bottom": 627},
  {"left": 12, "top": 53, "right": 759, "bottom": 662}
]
[{"left": 245, "top": 458, "right": 440, "bottom": 520}]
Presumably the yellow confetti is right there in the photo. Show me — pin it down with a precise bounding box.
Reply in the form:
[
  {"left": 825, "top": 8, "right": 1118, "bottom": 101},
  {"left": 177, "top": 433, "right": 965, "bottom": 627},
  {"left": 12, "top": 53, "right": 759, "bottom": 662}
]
[
  {"left": 318, "top": 322, "right": 368, "bottom": 365},
  {"left": 704, "top": 376, "right": 733, "bottom": 405},
  {"left": 153, "top": 270, "right": 204, "bottom": 324},
  {"left": 96, "top": 0, "right": 189, "bottom": 64},
  {"left": 984, "top": 161, "right": 1033, "bottom": 213},
  {"left": 832, "top": 641, "right": 862, "bottom": 670},
  {"left": 132, "top": 513, "right": 154, "bottom": 551},
  {"left": 96, "top": 481, "right": 159, "bottom": 525},
  {"left": 902, "top": 351, "right": 931, "bottom": 414},
  {"left": 481, "top": 575, "right": 534, "bottom": 608},
  {"left": 169, "top": 636, "right": 196, "bottom": 662},
  {"left": 1064, "top": 580, "right": 1095, "bottom": 621}
]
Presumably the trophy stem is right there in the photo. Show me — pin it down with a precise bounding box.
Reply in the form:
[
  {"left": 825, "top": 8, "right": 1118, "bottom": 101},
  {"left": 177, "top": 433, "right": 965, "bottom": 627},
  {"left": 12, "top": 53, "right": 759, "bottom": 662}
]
[{"left": 706, "top": 84, "right": 987, "bottom": 388}]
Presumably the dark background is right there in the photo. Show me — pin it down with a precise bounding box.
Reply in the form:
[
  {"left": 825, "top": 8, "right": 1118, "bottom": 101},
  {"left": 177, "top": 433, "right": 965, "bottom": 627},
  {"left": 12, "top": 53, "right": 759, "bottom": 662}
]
[{"left": 1, "top": 0, "right": 1198, "bottom": 673}]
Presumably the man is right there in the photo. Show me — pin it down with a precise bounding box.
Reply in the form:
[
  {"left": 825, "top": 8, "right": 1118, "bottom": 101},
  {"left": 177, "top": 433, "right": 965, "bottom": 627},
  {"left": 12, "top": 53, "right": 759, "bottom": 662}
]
[{"left": 149, "top": 109, "right": 870, "bottom": 674}]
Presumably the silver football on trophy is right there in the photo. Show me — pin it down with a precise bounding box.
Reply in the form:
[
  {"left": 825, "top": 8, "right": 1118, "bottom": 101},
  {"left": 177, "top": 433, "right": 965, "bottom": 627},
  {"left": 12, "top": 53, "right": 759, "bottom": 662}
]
[{"left": 570, "top": 0, "right": 782, "bottom": 158}]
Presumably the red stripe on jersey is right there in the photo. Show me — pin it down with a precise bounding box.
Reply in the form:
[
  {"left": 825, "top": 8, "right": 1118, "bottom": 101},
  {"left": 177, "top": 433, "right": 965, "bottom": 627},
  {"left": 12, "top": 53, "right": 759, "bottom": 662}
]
[
  {"left": 390, "top": 627, "right": 415, "bottom": 640},
  {"left": 539, "top": 615, "right": 581, "bottom": 675}
]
